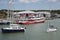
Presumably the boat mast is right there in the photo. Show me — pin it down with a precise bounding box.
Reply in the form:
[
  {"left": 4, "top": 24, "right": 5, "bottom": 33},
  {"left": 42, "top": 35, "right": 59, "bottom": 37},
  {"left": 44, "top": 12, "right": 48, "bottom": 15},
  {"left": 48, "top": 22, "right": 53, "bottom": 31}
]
[
  {"left": 8, "top": 0, "right": 13, "bottom": 24},
  {"left": 48, "top": 3, "right": 53, "bottom": 27},
  {"left": 48, "top": 3, "right": 51, "bottom": 27}
]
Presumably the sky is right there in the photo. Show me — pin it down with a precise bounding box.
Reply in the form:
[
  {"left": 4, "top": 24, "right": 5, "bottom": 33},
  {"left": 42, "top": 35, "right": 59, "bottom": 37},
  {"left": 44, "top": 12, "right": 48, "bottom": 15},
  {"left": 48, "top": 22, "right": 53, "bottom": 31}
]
[{"left": 0, "top": 0, "right": 60, "bottom": 10}]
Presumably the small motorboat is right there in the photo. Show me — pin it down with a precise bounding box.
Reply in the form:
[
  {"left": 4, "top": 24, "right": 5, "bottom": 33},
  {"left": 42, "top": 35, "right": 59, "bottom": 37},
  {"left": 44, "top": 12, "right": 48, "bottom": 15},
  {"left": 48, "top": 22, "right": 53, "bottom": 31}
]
[
  {"left": 46, "top": 25, "right": 57, "bottom": 32},
  {"left": 46, "top": 28, "right": 57, "bottom": 32},
  {"left": 1, "top": 24, "right": 25, "bottom": 33}
]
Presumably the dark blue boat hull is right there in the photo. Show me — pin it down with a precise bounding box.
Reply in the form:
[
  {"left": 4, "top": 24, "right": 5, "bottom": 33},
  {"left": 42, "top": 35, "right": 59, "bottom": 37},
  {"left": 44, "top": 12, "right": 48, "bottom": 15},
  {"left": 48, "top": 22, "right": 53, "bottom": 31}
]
[
  {"left": 1, "top": 28, "right": 25, "bottom": 33},
  {"left": 0, "top": 22, "right": 10, "bottom": 25}
]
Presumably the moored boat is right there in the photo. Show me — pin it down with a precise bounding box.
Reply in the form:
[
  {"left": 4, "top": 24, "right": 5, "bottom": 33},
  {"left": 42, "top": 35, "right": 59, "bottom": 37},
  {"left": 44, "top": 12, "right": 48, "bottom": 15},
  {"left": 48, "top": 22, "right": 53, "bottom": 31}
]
[
  {"left": 46, "top": 28, "right": 57, "bottom": 32},
  {"left": 46, "top": 20, "right": 57, "bottom": 32},
  {"left": 14, "top": 11, "right": 45, "bottom": 25},
  {"left": 1, "top": 0, "right": 25, "bottom": 33},
  {"left": 1, "top": 24, "right": 25, "bottom": 33},
  {"left": 0, "top": 19, "right": 10, "bottom": 25}
]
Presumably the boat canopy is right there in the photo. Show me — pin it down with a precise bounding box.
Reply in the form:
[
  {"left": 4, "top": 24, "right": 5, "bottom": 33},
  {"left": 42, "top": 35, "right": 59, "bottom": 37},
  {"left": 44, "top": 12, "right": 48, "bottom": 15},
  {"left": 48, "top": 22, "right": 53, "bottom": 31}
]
[{"left": 14, "top": 10, "right": 36, "bottom": 14}]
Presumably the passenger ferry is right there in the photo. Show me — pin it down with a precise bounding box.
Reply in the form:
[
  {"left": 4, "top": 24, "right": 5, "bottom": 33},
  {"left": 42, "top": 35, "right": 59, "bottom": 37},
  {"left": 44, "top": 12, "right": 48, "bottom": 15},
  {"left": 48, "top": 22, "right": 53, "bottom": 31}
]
[{"left": 14, "top": 11, "right": 45, "bottom": 25}]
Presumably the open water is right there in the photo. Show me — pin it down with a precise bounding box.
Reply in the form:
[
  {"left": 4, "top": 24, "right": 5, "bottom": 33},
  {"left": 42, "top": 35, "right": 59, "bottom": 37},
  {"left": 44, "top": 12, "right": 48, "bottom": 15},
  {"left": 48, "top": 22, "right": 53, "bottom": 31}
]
[{"left": 0, "top": 19, "right": 60, "bottom": 40}]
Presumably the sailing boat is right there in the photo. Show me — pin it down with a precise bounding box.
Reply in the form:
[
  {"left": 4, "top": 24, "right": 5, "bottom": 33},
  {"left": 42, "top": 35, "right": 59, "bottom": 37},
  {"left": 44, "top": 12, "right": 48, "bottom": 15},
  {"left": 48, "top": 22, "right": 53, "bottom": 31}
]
[
  {"left": 46, "top": 20, "right": 57, "bottom": 32},
  {"left": 1, "top": 0, "right": 25, "bottom": 33}
]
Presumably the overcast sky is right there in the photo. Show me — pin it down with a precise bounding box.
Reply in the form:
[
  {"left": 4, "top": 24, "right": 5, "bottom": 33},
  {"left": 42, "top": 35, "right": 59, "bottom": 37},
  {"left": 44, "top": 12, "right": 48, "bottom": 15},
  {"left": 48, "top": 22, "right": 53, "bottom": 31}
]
[{"left": 0, "top": 0, "right": 60, "bottom": 10}]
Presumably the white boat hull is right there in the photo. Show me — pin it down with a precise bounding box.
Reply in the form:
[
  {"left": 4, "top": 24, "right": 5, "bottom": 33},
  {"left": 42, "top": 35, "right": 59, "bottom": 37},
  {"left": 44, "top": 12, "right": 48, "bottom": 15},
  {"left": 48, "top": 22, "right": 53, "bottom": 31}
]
[{"left": 46, "top": 28, "right": 57, "bottom": 32}]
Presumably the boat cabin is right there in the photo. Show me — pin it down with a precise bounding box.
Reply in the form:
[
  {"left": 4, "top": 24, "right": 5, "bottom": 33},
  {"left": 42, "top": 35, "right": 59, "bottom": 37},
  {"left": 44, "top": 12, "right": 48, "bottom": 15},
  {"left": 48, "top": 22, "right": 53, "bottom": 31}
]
[
  {"left": 13, "top": 11, "right": 44, "bottom": 21},
  {"left": 10, "top": 24, "right": 20, "bottom": 29}
]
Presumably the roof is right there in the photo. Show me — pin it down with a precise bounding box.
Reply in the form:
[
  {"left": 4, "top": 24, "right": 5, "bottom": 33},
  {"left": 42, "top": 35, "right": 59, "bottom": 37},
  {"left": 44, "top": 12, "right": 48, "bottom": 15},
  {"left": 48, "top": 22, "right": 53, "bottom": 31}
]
[{"left": 14, "top": 10, "right": 35, "bottom": 14}]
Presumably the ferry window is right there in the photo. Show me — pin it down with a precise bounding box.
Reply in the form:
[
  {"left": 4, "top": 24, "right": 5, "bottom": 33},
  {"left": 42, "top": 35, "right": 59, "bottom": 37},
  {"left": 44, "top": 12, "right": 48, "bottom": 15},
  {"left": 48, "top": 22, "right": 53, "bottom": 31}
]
[{"left": 43, "top": 14, "right": 46, "bottom": 17}]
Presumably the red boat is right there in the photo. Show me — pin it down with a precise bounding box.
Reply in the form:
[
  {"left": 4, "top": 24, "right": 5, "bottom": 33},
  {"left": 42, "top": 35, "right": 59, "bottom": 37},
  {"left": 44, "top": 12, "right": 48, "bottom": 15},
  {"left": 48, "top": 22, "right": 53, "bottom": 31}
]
[{"left": 13, "top": 11, "right": 45, "bottom": 25}]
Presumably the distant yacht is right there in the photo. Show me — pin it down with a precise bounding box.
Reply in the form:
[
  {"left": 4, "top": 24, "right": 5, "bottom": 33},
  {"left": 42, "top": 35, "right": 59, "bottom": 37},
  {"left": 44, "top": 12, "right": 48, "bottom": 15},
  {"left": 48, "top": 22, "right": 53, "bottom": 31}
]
[
  {"left": 46, "top": 25, "right": 57, "bottom": 32},
  {"left": 46, "top": 20, "right": 57, "bottom": 32}
]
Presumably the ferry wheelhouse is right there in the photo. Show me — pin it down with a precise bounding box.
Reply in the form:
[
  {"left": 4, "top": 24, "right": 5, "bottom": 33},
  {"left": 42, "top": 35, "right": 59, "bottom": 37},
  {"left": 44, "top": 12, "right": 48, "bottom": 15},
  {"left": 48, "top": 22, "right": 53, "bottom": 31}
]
[{"left": 14, "top": 11, "right": 45, "bottom": 25}]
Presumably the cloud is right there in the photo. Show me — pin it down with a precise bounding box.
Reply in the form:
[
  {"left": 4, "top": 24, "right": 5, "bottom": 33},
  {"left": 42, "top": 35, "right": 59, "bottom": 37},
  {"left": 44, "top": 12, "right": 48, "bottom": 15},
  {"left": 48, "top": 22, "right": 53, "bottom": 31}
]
[
  {"left": 30, "top": 0, "right": 39, "bottom": 2},
  {"left": 9, "top": 0, "right": 14, "bottom": 4},
  {"left": 19, "top": 0, "right": 39, "bottom": 3},
  {"left": 48, "top": 0, "right": 57, "bottom": 2},
  {"left": 19, "top": 0, "right": 30, "bottom": 3}
]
